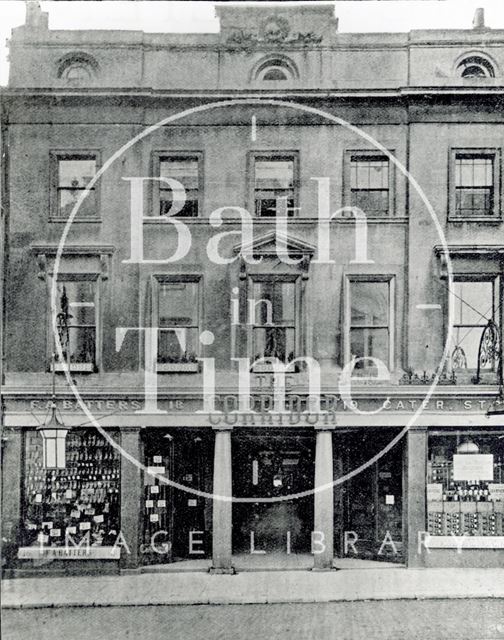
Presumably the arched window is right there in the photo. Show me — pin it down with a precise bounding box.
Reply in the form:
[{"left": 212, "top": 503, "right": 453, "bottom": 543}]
[
  {"left": 263, "top": 67, "right": 289, "bottom": 81},
  {"left": 57, "top": 53, "right": 99, "bottom": 83},
  {"left": 457, "top": 55, "right": 495, "bottom": 78},
  {"left": 63, "top": 63, "right": 92, "bottom": 82},
  {"left": 253, "top": 57, "right": 298, "bottom": 82}
]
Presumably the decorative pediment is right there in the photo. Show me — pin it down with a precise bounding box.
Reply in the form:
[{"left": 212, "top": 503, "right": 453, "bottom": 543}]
[
  {"left": 233, "top": 230, "right": 316, "bottom": 258},
  {"left": 233, "top": 231, "right": 316, "bottom": 279}
]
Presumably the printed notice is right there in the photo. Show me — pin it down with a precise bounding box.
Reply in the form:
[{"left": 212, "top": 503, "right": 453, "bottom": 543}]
[
  {"left": 427, "top": 483, "right": 443, "bottom": 501},
  {"left": 453, "top": 454, "right": 494, "bottom": 481}
]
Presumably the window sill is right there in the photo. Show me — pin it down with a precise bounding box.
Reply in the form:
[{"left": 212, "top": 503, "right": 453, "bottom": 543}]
[
  {"left": 252, "top": 362, "right": 300, "bottom": 373},
  {"left": 448, "top": 216, "right": 502, "bottom": 224},
  {"left": 157, "top": 362, "right": 199, "bottom": 373},
  {"left": 49, "top": 217, "right": 102, "bottom": 223},
  {"left": 141, "top": 217, "right": 408, "bottom": 224},
  {"left": 52, "top": 362, "right": 94, "bottom": 373}
]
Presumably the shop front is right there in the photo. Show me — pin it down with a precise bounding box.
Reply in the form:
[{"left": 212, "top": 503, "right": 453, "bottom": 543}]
[{"left": 2, "top": 390, "right": 503, "bottom": 575}]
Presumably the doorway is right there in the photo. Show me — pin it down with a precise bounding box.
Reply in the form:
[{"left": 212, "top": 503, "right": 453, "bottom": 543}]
[
  {"left": 335, "top": 429, "right": 404, "bottom": 563},
  {"left": 141, "top": 428, "right": 213, "bottom": 566},
  {"left": 232, "top": 429, "right": 315, "bottom": 555}
]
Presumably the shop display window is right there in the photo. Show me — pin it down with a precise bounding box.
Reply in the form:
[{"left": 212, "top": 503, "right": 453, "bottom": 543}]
[
  {"left": 22, "top": 428, "right": 120, "bottom": 548},
  {"left": 427, "top": 432, "right": 504, "bottom": 537}
]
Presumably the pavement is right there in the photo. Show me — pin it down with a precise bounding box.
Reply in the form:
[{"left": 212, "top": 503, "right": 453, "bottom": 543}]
[
  {"left": 4, "top": 600, "right": 504, "bottom": 640},
  {"left": 2, "top": 565, "right": 503, "bottom": 609}
]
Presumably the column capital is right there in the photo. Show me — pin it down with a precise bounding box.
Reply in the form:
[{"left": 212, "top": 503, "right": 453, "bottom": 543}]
[
  {"left": 120, "top": 426, "right": 144, "bottom": 434},
  {"left": 212, "top": 425, "right": 234, "bottom": 432},
  {"left": 409, "top": 425, "right": 428, "bottom": 434},
  {"left": 314, "top": 425, "right": 335, "bottom": 432}
]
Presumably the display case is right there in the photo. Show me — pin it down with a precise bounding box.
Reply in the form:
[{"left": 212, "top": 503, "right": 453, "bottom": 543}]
[
  {"left": 20, "top": 428, "right": 121, "bottom": 555},
  {"left": 427, "top": 433, "right": 504, "bottom": 539}
]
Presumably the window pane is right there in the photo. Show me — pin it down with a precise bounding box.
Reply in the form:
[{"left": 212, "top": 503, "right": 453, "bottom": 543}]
[
  {"left": 255, "top": 196, "right": 294, "bottom": 217},
  {"left": 449, "top": 326, "right": 490, "bottom": 370},
  {"left": 57, "top": 282, "right": 95, "bottom": 325},
  {"left": 58, "top": 189, "right": 96, "bottom": 218},
  {"left": 350, "top": 156, "right": 388, "bottom": 189},
  {"left": 350, "top": 190, "right": 389, "bottom": 216},
  {"left": 159, "top": 158, "right": 199, "bottom": 189},
  {"left": 455, "top": 155, "right": 493, "bottom": 187},
  {"left": 158, "top": 282, "right": 198, "bottom": 327},
  {"left": 159, "top": 190, "right": 198, "bottom": 217},
  {"left": 159, "top": 158, "right": 199, "bottom": 217},
  {"left": 253, "top": 327, "right": 296, "bottom": 363},
  {"left": 451, "top": 281, "right": 493, "bottom": 326},
  {"left": 67, "top": 326, "right": 95, "bottom": 364},
  {"left": 252, "top": 281, "right": 295, "bottom": 325},
  {"left": 255, "top": 159, "right": 294, "bottom": 189},
  {"left": 350, "top": 327, "right": 389, "bottom": 367},
  {"left": 58, "top": 159, "right": 96, "bottom": 188},
  {"left": 455, "top": 187, "right": 492, "bottom": 216},
  {"left": 351, "top": 281, "right": 389, "bottom": 326},
  {"left": 158, "top": 327, "right": 198, "bottom": 362}
]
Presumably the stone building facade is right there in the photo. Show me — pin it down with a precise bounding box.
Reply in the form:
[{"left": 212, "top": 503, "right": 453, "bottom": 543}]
[{"left": 1, "top": 2, "right": 503, "bottom": 575}]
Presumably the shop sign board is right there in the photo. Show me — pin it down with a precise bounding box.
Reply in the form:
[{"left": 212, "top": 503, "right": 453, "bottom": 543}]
[{"left": 17, "top": 546, "right": 121, "bottom": 560}]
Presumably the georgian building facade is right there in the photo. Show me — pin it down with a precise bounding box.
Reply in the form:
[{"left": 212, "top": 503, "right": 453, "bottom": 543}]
[{"left": 1, "top": 2, "right": 503, "bottom": 576}]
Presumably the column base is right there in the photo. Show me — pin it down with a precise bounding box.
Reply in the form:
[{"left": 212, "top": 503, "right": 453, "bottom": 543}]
[
  {"left": 209, "top": 566, "right": 236, "bottom": 575},
  {"left": 311, "top": 564, "right": 338, "bottom": 572}
]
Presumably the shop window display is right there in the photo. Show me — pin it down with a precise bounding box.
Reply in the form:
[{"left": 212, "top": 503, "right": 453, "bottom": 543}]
[
  {"left": 427, "top": 433, "right": 504, "bottom": 537},
  {"left": 22, "top": 429, "right": 120, "bottom": 549}
]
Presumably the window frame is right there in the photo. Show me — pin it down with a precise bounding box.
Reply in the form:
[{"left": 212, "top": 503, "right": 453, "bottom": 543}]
[
  {"left": 448, "top": 148, "right": 501, "bottom": 222},
  {"left": 151, "top": 274, "right": 203, "bottom": 372},
  {"left": 151, "top": 151, "right": 203, "bottom": 219},
  {"left": 343, "top": 274, "right": 395, "bottom": 371},
  {"left": 249, "top": 151, "right": 300, "bottom": 218},
  {"left": 344, "top": 149, "right": 396, "bottom": 219},
  {"left": 447, "top": 274, "right": 501, "bottom": 373},
  {"left": 49, "top": 150, "right": 101, "bottom": 222},
  {"left": 47, "top": 272, "right": 101, "bottom": 373},
  {"left": 247, "top": 273, "right": 302, "bottom": 370}
]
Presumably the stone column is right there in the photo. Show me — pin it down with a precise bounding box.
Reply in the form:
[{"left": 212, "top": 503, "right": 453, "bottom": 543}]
[
  {"left": 406, "top": 427, "right": 427, "bottom": 568},
  {"left": 313, "top": 427, "right": 334, "bottom": 570},
  {"left": 120, "top": 427, "right": 142, "bottom": 572},
  {"left": 210, "top": 426, "right": 234, "bottom": 573}
]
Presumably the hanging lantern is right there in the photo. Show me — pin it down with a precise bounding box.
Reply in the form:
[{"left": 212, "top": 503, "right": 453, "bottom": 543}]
[
  {"left": 456, "top": 439, "right": 480, "bottom": 455},
  {"left": 38, "top": 353, "right": 69, "bottom": 469},
  {"left": 38, "top": 400, "right": 69, "bottom": 469}
]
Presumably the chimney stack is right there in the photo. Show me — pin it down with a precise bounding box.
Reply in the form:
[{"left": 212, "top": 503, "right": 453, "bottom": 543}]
[
  {"left": 25, "top": 1, "right": 48, "bottom": 30},
  {"left": 472, "top": 8, "right": 485, "bottom": 30}
]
